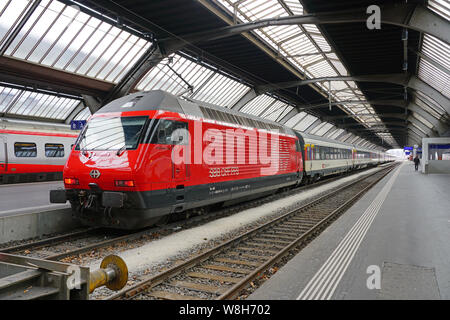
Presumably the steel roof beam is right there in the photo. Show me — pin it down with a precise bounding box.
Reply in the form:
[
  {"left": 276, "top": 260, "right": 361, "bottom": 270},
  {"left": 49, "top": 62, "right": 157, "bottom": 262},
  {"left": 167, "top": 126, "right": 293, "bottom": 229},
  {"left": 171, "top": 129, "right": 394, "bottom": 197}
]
[
  {"left": 340, "top": 122, "right": 407, "bottom": 128},
  {"left": 0, "top": 56, "right": 113, "bottom": 97},
  {"left": 351, "top": 128, "right": 408, "bottom": 133},
  {"left": 296, "top": 99, "right": 407, "bottom": 111},
  {"left": 166, "top": 3, "right": 449, "bottom": 46},
  {"left": 324, "top": 113, "right": 408, "bottom": 121},
  {"left": 254, "top": 73, "right": 450, "bottom": 113},
  {"left": 277, "top": 100, "right": 407, "bottom": 124},
  {"left": 81, "top": 94, "right": 102, "bottom": 114},
  {"left": 64, "top": 101, "right": 86, "bottom": 124}
]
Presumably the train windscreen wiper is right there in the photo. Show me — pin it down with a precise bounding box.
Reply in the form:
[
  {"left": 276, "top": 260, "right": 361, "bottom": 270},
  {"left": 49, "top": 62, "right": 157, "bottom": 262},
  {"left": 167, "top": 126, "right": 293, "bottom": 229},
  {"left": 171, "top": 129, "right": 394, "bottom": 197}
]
[{"left": 116, "top": 144, "right": 126, "bottom": 156}]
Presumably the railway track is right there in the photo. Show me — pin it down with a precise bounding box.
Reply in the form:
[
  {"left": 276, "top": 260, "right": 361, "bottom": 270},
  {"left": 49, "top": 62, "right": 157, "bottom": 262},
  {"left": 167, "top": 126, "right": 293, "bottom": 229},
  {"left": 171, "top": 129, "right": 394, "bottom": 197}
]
[
  {"left": 107, "top": 163, "right": 398, "bottom": 300},
  {"left": 0, "top": 166, "right": 378, "bottom": 264}
]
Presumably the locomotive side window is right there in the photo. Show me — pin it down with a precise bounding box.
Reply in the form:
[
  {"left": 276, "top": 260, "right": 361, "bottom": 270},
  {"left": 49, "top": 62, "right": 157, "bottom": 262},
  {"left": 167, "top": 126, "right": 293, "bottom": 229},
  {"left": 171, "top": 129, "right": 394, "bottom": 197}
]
[
  {"left": 14, "top": 142, "right": 37, "bottom": 157},
  {"left": 151, "top": 119, "right": 188, "bottom": 145},
  {"left": 45, "top": 143, "right": 65, "bottom": 157}
]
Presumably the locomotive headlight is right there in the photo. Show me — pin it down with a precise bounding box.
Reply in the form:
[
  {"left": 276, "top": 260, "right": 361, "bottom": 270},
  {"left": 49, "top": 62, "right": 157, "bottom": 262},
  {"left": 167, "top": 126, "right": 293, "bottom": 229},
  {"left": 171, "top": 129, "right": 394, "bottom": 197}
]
[
  {"left": 64, "top": 178, "right": 79, "bottom": 185},
  {"left": 115, "top": 180, "right": 135, "bottom": 187}
]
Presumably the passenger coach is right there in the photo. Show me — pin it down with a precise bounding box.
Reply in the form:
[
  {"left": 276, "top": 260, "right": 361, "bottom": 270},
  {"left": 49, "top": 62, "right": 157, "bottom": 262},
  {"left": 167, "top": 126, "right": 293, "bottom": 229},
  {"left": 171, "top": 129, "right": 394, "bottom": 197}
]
[
  {"left": 0, "top": 122, "right": 77, "bottom": 184},
  {"left": 295, "top": 132, "right": 354, "bottom": 183}
]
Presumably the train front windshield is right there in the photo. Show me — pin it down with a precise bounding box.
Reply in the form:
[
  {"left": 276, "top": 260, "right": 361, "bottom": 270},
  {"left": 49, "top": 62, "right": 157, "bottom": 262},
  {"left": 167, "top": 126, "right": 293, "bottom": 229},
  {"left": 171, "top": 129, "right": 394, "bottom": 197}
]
[{"left": 75, "top": 116, "right": 148, "bottom": 151}]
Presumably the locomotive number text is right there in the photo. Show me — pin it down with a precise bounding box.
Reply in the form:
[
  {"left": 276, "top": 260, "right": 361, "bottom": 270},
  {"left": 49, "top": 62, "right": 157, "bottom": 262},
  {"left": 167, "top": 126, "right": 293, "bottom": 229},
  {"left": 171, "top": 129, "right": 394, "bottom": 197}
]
[{"left": 209, "top": 167, "right": 239, "bottom": 178}]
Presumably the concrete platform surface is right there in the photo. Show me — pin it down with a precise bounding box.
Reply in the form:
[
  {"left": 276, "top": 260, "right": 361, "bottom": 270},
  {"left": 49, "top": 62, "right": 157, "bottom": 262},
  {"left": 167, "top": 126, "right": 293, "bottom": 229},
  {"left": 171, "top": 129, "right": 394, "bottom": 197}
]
[
  {"left": 0, "top": 181, "right": 68, "bottom": 217},
  {"left": 249, "top": 161, "right": 450, "bottom": 300}
]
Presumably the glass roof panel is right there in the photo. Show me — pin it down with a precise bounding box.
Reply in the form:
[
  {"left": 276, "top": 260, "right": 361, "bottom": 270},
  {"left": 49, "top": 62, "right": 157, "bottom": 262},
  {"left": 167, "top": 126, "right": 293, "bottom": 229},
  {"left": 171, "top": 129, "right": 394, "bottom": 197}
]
[
  {"left": 284, "top": 111, "right": 307, "bottom": 128},
  {"left": 313, "top": 122, "right": 334, "bottom": 136},
  {"left": 309, "top": 121, "right": 326, "bottom": 135},
  {"left": 190, "top": 73, "right": 250, "bottom": 108},
  {"left": 417, "top": 34, "right": 450, "bottom": 99},
  {"left": 214, "top": 0, "right": 397, "bottom": 147},
  {"left": 0, "top": 83, "right": 80, "bottom": 120},
  {"left": 136, "top": 54, "right": 214, "bottom": 95},
  {"left": 327, "top": 128, "right": 344, "bottom": 140},
  {"left": 429, "top": 0, "right": 450, "bottom": 18},
  {"left": 0, "top": 0, "right": 31, "bottom": 45},
  {"left": 1, "top": 0, "right": 151, "bottom": 84},
  {"left": 240, "top": 94, "right": 276, "bottom": 116},
  {"left": 414, "top": 93, "right": 446, "bottom": 119},
  {"left": 137, "top": 53, "right": 251, "bottom": 108},
  {"left": 74, "top": 106, "right": 91, "bottom": 120},
  {"left": 294, "top": 114, "right": 317, "bottom": 132},
  {"left": 411, "top": 112, "right": 434, "bottom": 129},
  {"left": 260, "top": 100, "right": 290, "bottom": 121}
]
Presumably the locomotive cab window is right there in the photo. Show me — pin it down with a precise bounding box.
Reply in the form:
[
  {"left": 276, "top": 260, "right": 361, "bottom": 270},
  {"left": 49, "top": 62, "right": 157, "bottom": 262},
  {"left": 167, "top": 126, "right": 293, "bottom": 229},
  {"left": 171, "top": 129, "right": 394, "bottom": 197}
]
[
  {"left": 151, "top": 119, "right": 188, "bottom": 145},
  {"left": 14, "top": 142, "right": 37, "bottom": 157},
  {"left": 45, "top": 143, "right": 64, "bottom": 157},
  {"left": 75, "top": 116, "right": 148, "bottom": 151}
]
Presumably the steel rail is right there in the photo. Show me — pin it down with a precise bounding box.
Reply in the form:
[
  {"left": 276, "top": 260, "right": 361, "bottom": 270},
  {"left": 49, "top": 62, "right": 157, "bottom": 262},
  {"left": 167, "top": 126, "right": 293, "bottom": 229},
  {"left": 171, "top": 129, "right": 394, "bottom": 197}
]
[
  {"left": 1, "top": 165, "right": 375, "bottom": 262},
  {"left": 108, "top": 163, "right": 398, "bottom": 300},
  {"left": 218, "top": 164, "right": 397, "bottom": 299},
  {"left": 0, "top": 227, "right": 98, "bottom": 253}
]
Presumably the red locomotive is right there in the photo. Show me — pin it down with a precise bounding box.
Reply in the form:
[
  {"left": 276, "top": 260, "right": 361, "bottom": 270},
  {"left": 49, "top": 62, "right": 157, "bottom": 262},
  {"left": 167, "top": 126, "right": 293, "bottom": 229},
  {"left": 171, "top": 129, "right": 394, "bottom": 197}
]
[{"left": 51, "top": 91, "right": 303, "bottom": 229}]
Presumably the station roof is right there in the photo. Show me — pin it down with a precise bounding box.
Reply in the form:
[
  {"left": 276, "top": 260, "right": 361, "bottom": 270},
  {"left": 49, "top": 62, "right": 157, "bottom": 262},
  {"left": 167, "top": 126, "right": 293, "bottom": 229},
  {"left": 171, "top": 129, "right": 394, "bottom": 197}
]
[{"left": 0, "top": 0, "right": 449, "bottom": 150}]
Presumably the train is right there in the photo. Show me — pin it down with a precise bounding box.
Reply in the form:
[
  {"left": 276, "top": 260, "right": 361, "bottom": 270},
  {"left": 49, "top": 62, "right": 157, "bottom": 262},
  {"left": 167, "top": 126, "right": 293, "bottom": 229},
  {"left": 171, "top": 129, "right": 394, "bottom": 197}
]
[
  {"left": 46, "top": 90, "right": 394, "bottom": 229},
  {"left": 0, "top": 120, "right": 78, "bottom": 184}
]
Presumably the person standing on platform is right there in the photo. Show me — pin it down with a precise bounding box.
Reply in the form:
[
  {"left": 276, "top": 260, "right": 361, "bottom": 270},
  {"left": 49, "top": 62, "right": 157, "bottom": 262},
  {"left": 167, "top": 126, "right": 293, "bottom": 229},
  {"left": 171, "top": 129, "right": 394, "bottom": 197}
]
[{"left": 413, "top": 155, "right": 420, "bottom": 171}]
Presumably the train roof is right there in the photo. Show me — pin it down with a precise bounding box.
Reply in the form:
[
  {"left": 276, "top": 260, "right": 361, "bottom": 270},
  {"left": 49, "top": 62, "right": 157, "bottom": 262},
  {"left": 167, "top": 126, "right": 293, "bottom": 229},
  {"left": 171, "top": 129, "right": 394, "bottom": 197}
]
[
  {"left": 296, "top": 131, "right": 354, "bottom": 148},
  {"left": 0, "top": 118, "right": 76, "bottom": 134},
  {"left": 96, "top": 91, "right": 385, "bottom": 152},
  {"left": 97, "top": 90, "right": 184, "bottom": 114},
  {"left": 98, "top": 90, "right": 297, "bottom": 136}
]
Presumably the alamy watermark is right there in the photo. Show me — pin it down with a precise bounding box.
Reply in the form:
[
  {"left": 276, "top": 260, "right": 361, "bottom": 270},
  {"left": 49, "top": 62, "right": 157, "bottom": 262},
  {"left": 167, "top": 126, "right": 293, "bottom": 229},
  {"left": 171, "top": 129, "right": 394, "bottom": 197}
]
[
  {"left": 170, "top": 121, "right": 281, "bottom": 176},
  {"left": 366, "top": 265, "right": 381, "bottom": 290},
  {"left": 367, "top": 5, "right": 381, "bottom": 30}
]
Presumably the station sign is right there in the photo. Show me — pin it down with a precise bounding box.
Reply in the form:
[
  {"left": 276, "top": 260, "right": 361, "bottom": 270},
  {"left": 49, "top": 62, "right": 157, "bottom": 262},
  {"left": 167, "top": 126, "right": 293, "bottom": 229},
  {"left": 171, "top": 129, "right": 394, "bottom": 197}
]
[{"left": 70, "top": 120, "right": 86, "bottom": 130}]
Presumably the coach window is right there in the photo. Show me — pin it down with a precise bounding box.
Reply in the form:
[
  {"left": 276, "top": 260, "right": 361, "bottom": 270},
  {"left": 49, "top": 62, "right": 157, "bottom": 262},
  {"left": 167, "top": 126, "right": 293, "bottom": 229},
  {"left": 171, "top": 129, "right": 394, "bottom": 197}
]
[
  {"left": 14, "top": 142, "right": 37, "bottom": 157},
  {"left": 315, "top": 146, "right": 321, "bottom": 160},
  {"left": 45, "top": 143, "right": 65, "bottom": 157}
]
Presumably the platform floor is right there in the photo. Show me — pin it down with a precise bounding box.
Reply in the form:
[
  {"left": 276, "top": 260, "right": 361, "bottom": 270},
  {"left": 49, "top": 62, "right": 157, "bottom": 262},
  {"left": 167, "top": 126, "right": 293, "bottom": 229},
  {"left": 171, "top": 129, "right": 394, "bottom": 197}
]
[
  {"left": 249, "top": 161, "right": 450, "bottom": 300},
  {"left": 0, "top": 181, "right": 68, "bottom": 217}
]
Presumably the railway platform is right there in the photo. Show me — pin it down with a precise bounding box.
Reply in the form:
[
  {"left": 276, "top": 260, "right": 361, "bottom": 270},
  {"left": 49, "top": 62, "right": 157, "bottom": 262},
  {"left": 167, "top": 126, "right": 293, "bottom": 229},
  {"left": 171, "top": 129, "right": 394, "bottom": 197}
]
[
  {"left": 249, "top": 161, "right": 450, "bottom": 300},
  {"left": 0, "top": 181, "right": 68, "bottom": 216},
  {"left": 0, "top": 181, "right": 77, "bottom": 243}
]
